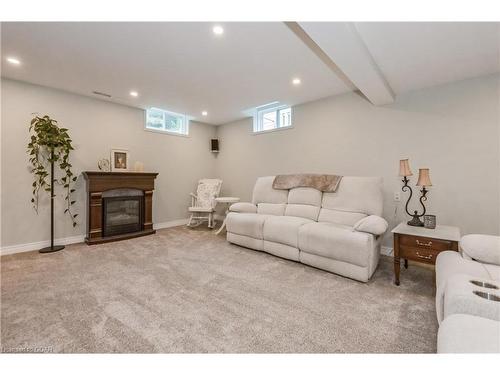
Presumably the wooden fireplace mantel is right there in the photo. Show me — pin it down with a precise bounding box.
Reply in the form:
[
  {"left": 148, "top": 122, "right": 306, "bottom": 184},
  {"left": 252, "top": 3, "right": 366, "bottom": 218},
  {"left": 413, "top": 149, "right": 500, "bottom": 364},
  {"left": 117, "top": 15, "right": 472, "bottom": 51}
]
[{"left": 82, "top": 171, "right": 159, "bottom": 245}]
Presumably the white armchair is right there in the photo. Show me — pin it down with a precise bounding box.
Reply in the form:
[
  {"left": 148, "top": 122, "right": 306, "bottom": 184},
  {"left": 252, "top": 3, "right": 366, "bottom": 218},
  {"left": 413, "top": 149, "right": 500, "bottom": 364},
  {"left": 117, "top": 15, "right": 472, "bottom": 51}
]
[{"left": 187, "top": 179, "right": 223, "bottom": 228}]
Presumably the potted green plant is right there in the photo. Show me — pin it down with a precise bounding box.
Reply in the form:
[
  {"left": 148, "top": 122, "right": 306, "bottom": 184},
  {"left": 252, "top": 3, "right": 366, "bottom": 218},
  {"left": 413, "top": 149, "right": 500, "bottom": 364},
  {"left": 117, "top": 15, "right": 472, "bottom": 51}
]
[{"left": 27, "top": 115, "right": 78, "bottom": 253}]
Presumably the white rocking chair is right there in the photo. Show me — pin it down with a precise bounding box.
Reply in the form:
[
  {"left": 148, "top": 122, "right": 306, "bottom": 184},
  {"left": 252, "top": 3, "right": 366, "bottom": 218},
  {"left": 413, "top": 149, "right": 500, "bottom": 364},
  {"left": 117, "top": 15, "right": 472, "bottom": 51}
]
[{"left": 187, "top": 178, "right": 223, "bottom": 228}]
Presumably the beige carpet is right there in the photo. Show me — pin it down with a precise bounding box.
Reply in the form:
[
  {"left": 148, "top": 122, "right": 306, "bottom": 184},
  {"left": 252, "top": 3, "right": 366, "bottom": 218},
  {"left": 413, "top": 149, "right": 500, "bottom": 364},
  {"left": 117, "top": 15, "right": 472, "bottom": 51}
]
[{"left": 1, "top": 226, "right": 438, "bottom": 353}]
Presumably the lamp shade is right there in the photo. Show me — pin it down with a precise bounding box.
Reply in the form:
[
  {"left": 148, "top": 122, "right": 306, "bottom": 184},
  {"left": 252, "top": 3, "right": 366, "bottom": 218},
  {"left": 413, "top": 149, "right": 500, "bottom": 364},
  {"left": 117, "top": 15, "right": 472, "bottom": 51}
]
[
  {"left": 399, "top": 159, "right": 413, "bottom": 177},
  {"left": 416, "top": 168, "right": 432, "bottom": 187}
]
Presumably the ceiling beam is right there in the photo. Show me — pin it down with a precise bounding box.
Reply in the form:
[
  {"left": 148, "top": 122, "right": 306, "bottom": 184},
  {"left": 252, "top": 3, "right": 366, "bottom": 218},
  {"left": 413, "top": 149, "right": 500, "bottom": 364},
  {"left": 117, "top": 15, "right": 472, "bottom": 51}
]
[{"left": 295, "top": 22, "right": 395, "bottom": 105}]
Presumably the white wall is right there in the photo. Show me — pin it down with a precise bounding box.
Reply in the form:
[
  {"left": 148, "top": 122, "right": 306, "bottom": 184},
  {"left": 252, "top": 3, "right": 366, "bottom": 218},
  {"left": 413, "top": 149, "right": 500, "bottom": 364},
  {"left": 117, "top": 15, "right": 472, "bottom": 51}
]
[
  {"left": 1, "top": 78, "right": 217, "bottom": 247},
  {"left": 2, "top": 74, "right": 499, "bottom": 251},
  {"left": 215, "top": 74, "right": 500, "bottom": 246}
]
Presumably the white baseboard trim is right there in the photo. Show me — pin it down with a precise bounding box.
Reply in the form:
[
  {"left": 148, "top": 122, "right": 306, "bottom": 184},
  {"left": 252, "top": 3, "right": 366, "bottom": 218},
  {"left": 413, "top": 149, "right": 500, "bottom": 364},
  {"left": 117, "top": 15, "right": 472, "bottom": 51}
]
[
  {"left": 1, "top": 218, "right": 191, "bottom": 256},
  {"left": 381, "top": 246, "right": 394, "bottom": 257},
  {"left": 153, "top": 219, "right": 189, "bottom": 230},
  {"left": 160, "top": 214, "right": 225, "bottom": 228},
  {"left": 1, "top": 234, "right": 86, "bottom": 256}
]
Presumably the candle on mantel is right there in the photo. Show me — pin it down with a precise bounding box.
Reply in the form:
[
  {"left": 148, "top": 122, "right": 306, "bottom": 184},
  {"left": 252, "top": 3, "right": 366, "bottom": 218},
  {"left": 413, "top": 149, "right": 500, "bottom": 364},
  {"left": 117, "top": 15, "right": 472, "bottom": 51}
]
[{"left": 134, "top": 161, "right": 144, "bottom": 172}]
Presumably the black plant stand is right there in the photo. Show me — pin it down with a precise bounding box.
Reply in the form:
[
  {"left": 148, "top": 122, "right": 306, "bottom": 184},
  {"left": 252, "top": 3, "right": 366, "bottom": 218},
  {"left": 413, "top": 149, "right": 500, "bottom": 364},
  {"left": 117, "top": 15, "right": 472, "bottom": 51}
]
[{"left": 39, "top": 149, "right": 65, "bottom": 253}]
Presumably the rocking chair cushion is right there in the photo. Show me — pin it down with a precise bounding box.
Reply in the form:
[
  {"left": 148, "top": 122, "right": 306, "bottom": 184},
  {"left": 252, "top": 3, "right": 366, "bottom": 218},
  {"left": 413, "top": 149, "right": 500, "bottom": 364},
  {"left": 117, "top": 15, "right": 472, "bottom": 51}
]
[{"left": 196, "top": 179, "right": 222, "bottom": 209}]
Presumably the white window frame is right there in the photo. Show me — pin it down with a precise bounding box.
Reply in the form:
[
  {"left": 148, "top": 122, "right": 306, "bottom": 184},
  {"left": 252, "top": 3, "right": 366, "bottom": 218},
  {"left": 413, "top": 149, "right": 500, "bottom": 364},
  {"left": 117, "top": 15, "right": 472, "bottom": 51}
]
[
  {"left": 144, "top": 107, "right": 189, "bottom": 137},
  {"left": 252, "top": 103, "right": 293, "bottom": 134}
]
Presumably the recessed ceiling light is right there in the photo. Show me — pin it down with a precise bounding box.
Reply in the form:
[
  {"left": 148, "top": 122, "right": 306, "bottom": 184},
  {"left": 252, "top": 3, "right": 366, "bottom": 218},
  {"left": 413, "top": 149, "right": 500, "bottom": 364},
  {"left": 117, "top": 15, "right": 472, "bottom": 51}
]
[
  {"left": 202, "top": 111, "right": 208, "bottom": 116},
  {"left": 292, "top": 78, "right": 301, "bottom": 85},
  {"left": 212, "top": 26, "right": 224, "bottom": 35},
  {"left": 6, "top": 57, "right": 21, "bottom": 65},
  {"left": 129, "top": 91, "right": 138, "bottom": 97}
]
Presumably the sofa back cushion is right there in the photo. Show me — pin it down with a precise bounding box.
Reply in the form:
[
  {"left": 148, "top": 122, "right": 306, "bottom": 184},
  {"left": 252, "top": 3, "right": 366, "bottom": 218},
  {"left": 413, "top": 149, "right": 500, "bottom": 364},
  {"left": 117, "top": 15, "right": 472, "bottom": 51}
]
[
  {"left": 319, "top": 176, "right": 383, "bottom": 225},
  {"left": 251, "top": 175, "right": 383, "bottom": 222},
  {"left": 252, "top": 176, "right": 289, "bottom": 216},
  {"left": 285, "top": 187, "right": 322, "bottom": 221},
  {"left": 257, "top": 203, "right": 287, "bottom": 216}
]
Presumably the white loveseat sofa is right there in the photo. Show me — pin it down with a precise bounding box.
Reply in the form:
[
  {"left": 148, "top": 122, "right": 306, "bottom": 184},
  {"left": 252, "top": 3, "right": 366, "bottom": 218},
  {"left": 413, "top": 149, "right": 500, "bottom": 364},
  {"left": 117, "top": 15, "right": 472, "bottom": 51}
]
[{"left": 225, "top": 176, "right": 388, "bottom": 282}]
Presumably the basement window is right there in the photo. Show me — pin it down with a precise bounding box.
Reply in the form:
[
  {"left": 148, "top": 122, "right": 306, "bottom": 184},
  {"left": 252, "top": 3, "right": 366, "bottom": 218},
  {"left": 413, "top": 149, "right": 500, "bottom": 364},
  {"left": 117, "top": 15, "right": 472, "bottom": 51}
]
[
  {"left": 253, "top": 103, "right": 293, "bottom": 133},
  {"left": 145, "top": 107, "right": 189, "bottom": 136}
]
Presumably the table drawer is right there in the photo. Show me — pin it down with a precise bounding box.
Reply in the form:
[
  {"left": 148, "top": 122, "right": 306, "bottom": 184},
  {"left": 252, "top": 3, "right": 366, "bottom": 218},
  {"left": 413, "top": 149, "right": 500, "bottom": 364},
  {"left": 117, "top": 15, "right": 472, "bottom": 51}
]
[
  {"left": 400, "top": 245, "right": 440, "bottom": 264},
  {"left": 400, "top": 234, "right": 452, "bottom": 252}
]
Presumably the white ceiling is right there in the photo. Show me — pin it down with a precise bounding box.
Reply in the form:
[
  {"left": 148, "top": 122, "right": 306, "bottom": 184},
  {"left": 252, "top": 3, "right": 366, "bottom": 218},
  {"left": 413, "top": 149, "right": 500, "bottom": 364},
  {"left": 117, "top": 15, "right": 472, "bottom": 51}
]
[
  {"left": 1, "top": 22, "right": 499, "bottom": 125},
  {"left": 354, "top": 22, "right": 500, "bottom": 94},
  {"left": 297, "top": 22, "right": 395, "bottom": 105},
  {"left": 0, "top": 22, "right": 351, "bottom": 125}
]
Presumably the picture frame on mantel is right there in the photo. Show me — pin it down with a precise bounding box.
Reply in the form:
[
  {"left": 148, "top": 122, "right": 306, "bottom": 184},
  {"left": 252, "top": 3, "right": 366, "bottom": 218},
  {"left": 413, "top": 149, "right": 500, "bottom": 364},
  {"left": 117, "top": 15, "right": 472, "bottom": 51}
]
[{"left": 110, "top": 149, "right": 130, "bottom": 171}]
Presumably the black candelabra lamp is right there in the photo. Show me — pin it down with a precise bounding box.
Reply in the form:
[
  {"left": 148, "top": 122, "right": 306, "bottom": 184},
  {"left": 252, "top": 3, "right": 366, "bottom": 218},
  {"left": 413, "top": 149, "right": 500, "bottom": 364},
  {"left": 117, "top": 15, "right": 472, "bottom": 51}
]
[{"left": 399, "top": 159, "right": 433, "bottom": 227}]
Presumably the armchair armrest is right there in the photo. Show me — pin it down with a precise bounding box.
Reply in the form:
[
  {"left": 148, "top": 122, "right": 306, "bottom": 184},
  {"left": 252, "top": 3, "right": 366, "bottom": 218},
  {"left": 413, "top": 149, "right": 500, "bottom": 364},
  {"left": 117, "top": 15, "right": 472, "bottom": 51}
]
[
  {"left": 229, "top": 202, "right": 257, "bottom": 214},
  {"left": 353, "top": 215, "right": 388, "bottom": 236},
  {"left": 190, "top": 193, "right": 197, "bottom": 206}
]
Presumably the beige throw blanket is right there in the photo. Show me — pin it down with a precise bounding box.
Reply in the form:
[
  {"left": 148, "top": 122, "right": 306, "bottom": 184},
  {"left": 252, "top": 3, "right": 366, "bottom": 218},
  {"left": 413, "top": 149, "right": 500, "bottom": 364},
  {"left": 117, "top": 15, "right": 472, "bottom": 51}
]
[{"left": 272, "top": 174, "right": 343, "bottom": 192}]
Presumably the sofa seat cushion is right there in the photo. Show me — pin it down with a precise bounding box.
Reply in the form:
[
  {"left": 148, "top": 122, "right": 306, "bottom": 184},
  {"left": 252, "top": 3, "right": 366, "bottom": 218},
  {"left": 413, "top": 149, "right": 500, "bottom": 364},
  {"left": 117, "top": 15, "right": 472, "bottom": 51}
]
[
  {"left": 318, "top": 208, "right": 367, "bottom": 226},
  {"left": 263, "top": 216, "right": 314, "bottom": 248},
  {"left": 438, "top": 314, "right": 500, "bottom": 353},
  {"left": 285, "top": 204, "right": 320, "bottom": 221},
  {"left": 257, "top": 203, "right": 286, "bottom": 216},
  {"left": 484, "top": 263, "right": 500, "bottom": 280},
  {"left": 443, "top": 274, "right": 500, "bottom": 322},
  {"left": 298, "top": 222, "right": 373, "bottom": 267},
  {"left": 225, "top": 213, "right": 272, "bottom": 240},
  {"left": 436, "top": 251, "right": 491, "bottom": 291},
  {"left": 435, "top": 250, "right": 493, "bottom": 323}
]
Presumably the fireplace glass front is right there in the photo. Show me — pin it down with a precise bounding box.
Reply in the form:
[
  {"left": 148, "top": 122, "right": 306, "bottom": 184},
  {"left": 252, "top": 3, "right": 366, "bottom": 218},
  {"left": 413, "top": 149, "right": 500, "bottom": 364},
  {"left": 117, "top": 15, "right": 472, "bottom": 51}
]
[{"left": 102, "top": 190, "right": 144, "bottom": 237}]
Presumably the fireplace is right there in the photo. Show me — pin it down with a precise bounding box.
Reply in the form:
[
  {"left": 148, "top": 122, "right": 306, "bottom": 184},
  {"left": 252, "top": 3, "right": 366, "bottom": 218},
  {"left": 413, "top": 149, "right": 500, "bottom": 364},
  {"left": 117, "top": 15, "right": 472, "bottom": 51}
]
[
  {"left": 82, "top": 171, "right": 158, "bottom": 244},
  {"left": 102, "top": 189, "right": 144, "bottom": 237}
]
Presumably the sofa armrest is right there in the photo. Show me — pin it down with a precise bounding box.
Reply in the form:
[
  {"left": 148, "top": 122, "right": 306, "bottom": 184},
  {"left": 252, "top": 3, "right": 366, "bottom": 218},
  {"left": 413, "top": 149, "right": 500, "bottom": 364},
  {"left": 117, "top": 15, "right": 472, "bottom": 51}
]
[
  {"left": 229, "top": 202, "right": 257, "bottom": 214},
  {"left": 460, "top": 234, "right": 500, "bottom": 266},
  {"left": 353, "top": 215, "right": 388, "bottom": 236}
]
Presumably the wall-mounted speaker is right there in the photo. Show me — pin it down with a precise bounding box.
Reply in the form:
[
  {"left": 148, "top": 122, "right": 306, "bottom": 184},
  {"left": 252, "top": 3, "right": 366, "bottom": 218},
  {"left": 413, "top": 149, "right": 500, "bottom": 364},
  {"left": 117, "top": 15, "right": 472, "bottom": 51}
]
[{"left": 211, "top": 139, "right": 219, "bottom": 153}]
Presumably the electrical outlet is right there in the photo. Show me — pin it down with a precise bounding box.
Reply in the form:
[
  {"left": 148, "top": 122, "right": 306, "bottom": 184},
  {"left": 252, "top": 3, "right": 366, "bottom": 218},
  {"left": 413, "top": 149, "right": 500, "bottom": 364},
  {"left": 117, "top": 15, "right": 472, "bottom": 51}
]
[{"left": 394, "top": 192, "right": 401, "bottom": 202}]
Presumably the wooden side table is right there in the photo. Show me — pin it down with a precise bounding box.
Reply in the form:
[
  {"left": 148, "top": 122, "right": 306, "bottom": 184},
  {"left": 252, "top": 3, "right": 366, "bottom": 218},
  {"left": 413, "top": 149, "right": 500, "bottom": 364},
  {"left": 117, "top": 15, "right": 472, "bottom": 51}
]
[{"left": 391, "top": 223, "right": 460, "bottom": 285}]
